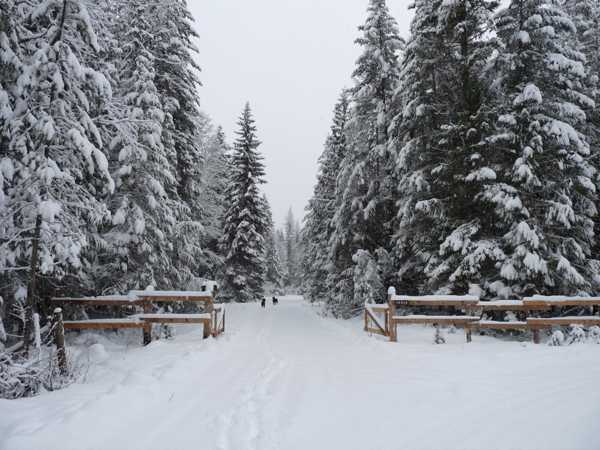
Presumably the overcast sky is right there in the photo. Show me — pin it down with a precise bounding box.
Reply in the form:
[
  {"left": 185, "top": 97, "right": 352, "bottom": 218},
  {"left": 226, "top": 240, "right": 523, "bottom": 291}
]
[{"left": 190, "top": 1, "right": 413, "bottom": 227}]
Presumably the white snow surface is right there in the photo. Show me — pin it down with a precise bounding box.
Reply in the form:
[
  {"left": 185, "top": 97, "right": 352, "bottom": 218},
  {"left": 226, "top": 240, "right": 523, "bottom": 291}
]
[
  {"left": 1, "top": 296, "right": 600, "bottom": 450},
  {"left": 524, "top": 295, "right": 600, "bottom": 303},
  {"left": 133, "top": 313, "right": 211, "bottom": 320},
  {"left": 71, "top": 294, "right": 139, "bottom": 302},
  {"left": 392, "top": 294, "right": 479, "bottom": 302},
  {"left": 129, "top": 290, "right": 213, "bottom": 297},
  {"left": 63, "top": 318, "right": 142, "bottom": 325},
  {"left": 477, "top": 300, "right": 524, "bottom": 307}
]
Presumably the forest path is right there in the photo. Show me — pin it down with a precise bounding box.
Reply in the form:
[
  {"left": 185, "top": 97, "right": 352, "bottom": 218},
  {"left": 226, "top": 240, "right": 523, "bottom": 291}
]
[{"left": 2, "top": 296, "right": 600, "bottom": 450}]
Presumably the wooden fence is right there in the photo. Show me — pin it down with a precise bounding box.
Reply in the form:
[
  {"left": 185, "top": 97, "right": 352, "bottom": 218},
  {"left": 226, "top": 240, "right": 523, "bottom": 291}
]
[
  {"left": 363, "top": 288, "right": 600, "bottom": 344},
  {"left": 51, "top": 289, "right": 226, "bottom": 372}
]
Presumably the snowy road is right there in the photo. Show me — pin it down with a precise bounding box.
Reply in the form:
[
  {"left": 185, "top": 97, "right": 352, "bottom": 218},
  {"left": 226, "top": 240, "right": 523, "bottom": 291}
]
[{"left": 2, "top": 296, "right": 600, "bottom": 450}]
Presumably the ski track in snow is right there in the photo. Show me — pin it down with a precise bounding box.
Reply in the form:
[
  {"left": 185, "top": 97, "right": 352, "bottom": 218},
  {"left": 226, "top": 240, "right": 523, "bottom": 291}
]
[{"left": 1, "top": 296, "right": 600, "bottom": 450}]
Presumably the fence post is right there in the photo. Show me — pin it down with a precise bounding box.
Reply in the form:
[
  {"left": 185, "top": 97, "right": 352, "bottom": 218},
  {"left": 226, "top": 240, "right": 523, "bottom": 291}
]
[
  {"left": 532, "top": 328, "right": 540, "bottom": 344},
  {"left": 205, "top": 296, "right": 214, "bottom": 338},
  {"left": 53, "top": 308, "right": 68, "bottom": 375},
  {"left": 387, "top": 287, "right": 397, "bottom": 342},
  {"left": 142, "top": 301, "right": 152, "bottom": 345}
]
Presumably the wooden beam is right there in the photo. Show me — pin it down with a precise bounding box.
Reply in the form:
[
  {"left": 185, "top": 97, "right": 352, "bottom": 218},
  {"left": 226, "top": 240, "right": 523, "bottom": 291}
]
[
  {"left": 527, "top": 317, "right": 600, "bottom": 327},
  {"left": 392, "top": 316, "right": 480, "bottom": 326},
  {"left": 138, "top": 317, "right": 211, "bottom": 324},
  {"left": 63, "top": 320, "right": 145, "bottom": 330},
  {"left": 136, "top": 295, "right": 213, "bottom": 303},
  {"left": 523, "top": 299, "right": 600, "bottom": 308}
]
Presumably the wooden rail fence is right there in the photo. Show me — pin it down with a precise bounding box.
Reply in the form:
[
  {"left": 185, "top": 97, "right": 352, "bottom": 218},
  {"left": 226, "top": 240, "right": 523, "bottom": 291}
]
[
  {"left": 363, "top": 288, "right": 600, "bottom": 344},
  {"left": 51, "top": 288, "right": 226, "bottom": 370}
]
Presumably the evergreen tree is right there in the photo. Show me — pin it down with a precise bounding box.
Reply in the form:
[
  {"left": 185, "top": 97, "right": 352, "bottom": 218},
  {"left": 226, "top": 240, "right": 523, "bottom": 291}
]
[
  {"left": 151, "top": 0, "right": 204, "bottom": 286},
  {"left": 220, "top": 103, "right": 267, "bottom": 303},
  {"left": 303, "top": 91, "right": 351, "bottom": 303},
  {"left": 198, "top": 126, "right": 231, "bottom": 279},
  {"left": 283, "top": 208, "right": 302, "bottom": 289},
  {"left": 486, "top": 0, "right": 598, "bottom": 296},
  {"left": 391, "top": 0, "right": 499, "bottom": 295},
  {"left": 0, "top": 0, "right": 114, "bottom": 350},
  {"left": 353, "top": 249, "right": 383, "bottom": 306},
  {"left": 263, "top": 196, "right": 284, "bottom": 293},
  {"left": 104, "top": 0, "right": 178, "bottom": 291},
  {"left": 565, "top": 0, "right": 600, "bottom": 261},
  {"left": 328, "top": 0, "right": 403, "bottom": 316}
]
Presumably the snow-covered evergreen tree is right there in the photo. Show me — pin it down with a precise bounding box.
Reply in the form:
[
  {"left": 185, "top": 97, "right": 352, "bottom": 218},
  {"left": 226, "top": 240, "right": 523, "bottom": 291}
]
[
  {"left": 103, "top": 0, "right": 178, "bottom": 291},
  {"left": 486, "top": 0, "right": 598, "bottom": 296},
  {"left": 0, "top": 0, "right": 114, "bottom": 349},
  {"left": 197, "top": 126, "right": 231, "bottom": 279},
  {"left": 303, "top": 91, "right": 351, "bottom": 304},
  {"left": 327, "top": 0, "right": 403, "bottom": 316},
  {"left": 150, "top": 0, "right": 204, "bottom": 286},
  {"left": 353, "top": 249, "right": 383, "bottom": 306},
  {"left": 263, "top": 196, "right": 284, "bottom": 294},
  {"left": 282, "top": 208, "right": 303, "bottom": 290},
  {"left": 220, "top": 103, "right": 267, "bottom": 303},
  {"left": 565, "top": 0, "right": 600, "bottom": 264},
  {"left": 389, "top": 0, "right": 500, "bottom": 295}
]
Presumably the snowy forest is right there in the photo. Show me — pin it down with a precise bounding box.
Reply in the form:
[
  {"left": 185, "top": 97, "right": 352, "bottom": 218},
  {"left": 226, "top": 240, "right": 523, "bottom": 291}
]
[
  {"left": 303, "top": 0, "right": 600, "bottom": 318},
  {"left": 1, "top": 1, "right": 600, "bottom": 446},
  {"left": 0, "top": 0, "right": 308, "bottom": 363}
]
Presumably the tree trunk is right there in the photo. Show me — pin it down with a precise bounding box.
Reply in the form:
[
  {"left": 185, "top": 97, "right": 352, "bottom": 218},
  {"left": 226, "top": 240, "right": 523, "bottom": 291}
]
[{"left": 23, "top": 214, "right": 42, "bottom": 357}]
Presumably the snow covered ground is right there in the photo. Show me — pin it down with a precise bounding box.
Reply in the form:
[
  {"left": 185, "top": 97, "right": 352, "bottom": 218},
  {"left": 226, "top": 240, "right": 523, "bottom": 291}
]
[{"left": 1, "top": 296, "right": 599, "bottom": 450}]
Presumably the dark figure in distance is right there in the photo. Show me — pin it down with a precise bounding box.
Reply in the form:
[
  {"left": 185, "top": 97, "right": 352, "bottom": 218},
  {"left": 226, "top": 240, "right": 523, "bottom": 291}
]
[
  {"left": 260, "top": 297, "right": 266, "bottom": 308},
  {"left": 272, "top": 297, "right": 278, "bottom": 306}
]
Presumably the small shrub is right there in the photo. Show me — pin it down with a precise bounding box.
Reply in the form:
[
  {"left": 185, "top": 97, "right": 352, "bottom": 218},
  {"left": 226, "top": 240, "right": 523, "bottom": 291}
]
[
  {"left": 567, "top": 325, "right": 586, "bottom": 345},
  {"left": 548, "top": 330, "right": 565, "bottom": 347},
  {"left": 587, "top": 326, "right": 600, "bottom": 344},
  {"left": 434, "top": 327, "right": 446, "bottom": 344}
]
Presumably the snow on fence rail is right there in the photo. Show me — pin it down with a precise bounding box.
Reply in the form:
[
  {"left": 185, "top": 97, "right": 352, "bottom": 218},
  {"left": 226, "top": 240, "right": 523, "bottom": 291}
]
[
  {"left": 363, "top": 288, "right": 600, "bottom": 344},
  {"left": 51, "top": 287, "right": 225, "bottom": 370}
]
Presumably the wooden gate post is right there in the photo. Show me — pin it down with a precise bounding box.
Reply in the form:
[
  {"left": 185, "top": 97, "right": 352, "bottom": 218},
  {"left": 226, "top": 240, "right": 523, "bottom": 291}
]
[
  {"left": 142, "top": 301, "right": 152, "bottom": 345},
  {"left": 53, "top": 308, "right": 68, "bottom": 375},
  {"left": 204, "top": 297, "right": 214, "bottom": 339},
  {"left": 387, "top": 287, "right": 397, "bottom": 342},
  {"left": 532, "top": 328, "right": 541, "bottom": 344}
]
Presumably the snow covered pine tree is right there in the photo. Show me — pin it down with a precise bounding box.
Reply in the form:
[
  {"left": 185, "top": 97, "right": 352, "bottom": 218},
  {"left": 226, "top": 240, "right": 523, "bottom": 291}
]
[
  {"left": 220, "top": 103, "right": 268, "bottom": 303},
  {"left": 0, "top": 0, "right": 114, "bottom": 352},
  {"left": 328, "top": 0, "right": 403, "bottom": 317},
  {"left": 302, "top": 91, "right": 351, "bottom": 304},
  {"left": 488, "top": 0, "right": 599, "bottom": 296}
]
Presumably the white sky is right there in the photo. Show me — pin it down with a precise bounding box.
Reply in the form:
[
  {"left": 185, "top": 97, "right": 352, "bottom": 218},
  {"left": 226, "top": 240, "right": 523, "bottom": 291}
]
[{"left": 190, "top": 1, "right": 413, "bottom": 227}]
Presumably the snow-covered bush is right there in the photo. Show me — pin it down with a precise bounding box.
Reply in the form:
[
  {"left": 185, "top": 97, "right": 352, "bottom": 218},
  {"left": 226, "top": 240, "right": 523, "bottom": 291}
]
[
  {"left": 548, "top": 326, "right": 600, "bottom": 346},
  {"left": 353, "top": 250, "right": 383, "bottom": 306},
  {"left": 0, "top": 353, "right": 43, "bottom": 399},
  {"left": 588, "top": 326, "right": 600, "bottom": 344},
  {"left": 434, "top": 327, "right": 446, "bottom": 344},
  {"left": 0, "top": 349, "right": 75, "bottom": 399},
  {"left": 548, "top": 330, "right": 565, "bottom": 347},
  {"left": 567, "top": 325, "right": 587, "bottom": 345}
]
